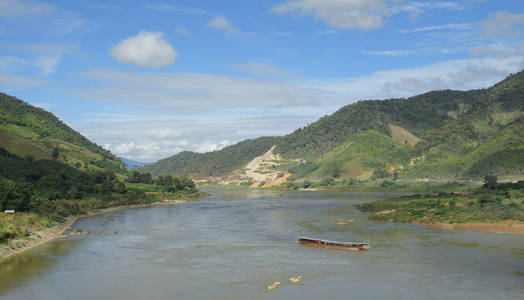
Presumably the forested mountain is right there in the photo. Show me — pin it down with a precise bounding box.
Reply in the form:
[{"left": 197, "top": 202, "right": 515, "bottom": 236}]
[
  {"left": 0, "top": 94, "right": 203, "bottom": 227},
  {"left": 0, "top": 94, "right": 134, "bottom": 213},
  {"left": 139, "top": 137, "right": 278, "bottom": 178},
  {"left": 142, "top": 71, "right": 524, "bottom": 182},
  {"left": 0, "top": 93, "right": 128, "bottom": 175}
]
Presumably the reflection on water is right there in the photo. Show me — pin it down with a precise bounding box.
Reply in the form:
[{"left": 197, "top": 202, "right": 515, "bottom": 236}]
[
  {"left": 0, "top": 238, "right": 80, "bottom": 294},
  {"left": 1, "top": 188, "right": 523, "bottom": 299}
]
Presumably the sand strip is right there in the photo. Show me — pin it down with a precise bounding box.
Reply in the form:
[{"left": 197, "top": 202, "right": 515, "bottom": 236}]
[{"left": 412, "top": 221, "right": 524, "bottom": 234}]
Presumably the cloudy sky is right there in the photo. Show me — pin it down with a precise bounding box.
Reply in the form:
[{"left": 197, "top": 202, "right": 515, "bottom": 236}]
[{"left": 1, "top": 0, "right": 524, "bottom": 162}]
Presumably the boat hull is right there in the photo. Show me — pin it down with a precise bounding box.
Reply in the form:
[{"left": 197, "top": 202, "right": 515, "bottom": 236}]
[{"left": 299, "top": 237, "right": 369, "bottom": 251}]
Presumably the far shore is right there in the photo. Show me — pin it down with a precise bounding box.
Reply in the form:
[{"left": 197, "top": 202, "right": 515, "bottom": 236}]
[
  {"left": 411, "top": 221, "right": 524, "bottom": 234},
  {"left": 0, "top": 199, "right": 189, "bottom": 261}
]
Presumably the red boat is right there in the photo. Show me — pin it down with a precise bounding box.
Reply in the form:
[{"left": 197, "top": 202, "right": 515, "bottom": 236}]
[{"left": 299, "top": 237, "right": 369, "bottom": 251}]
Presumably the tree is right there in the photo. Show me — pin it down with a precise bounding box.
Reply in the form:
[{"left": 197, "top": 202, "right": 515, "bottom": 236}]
[
  {"left": 52, "top": 147, "right": 59, "bottom": 160},
  {"left": 326, "top": 161, "right": 341, "bottom": 178},
  {"left": 181, "top": 177, "right": 195, "bottom": 189},
  {"left": 115, "top": 182, "right": 126, "bottom": 194},
  {"left": 483, "top": 175, "right": 498, "bottom": 189},
  {"left": 302, "top": 180, "right": 311, "bottom": 189}
]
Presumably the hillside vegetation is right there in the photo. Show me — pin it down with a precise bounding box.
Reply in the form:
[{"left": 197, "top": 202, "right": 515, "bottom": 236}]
[
  {"left": 0, "top": 93, "right": 128, "bottom": 175},
  {"left": 139, "top": 137, "right": 278, "bottom": 178},
  {"left": 0, "top": 93, "right": 202, "bottom": 247},
  {"left": 142, "top": 71, "right": 524, "bottom": 183}
]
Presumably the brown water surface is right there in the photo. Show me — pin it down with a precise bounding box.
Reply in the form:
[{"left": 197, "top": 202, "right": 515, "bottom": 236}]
[{"left": 1, "top": 188, "right": 523, "bottom": 299}]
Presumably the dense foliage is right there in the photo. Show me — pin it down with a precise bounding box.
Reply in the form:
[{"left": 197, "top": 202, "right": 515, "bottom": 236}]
[
  {"left": 0, "top": 147, "right": 197, "bottom": 217},
  {"left": 357, "top": 177, "right": 524, "bottom": 223},
  {"left": 274, "top": 89, "right": 482, "bottom": 159},
  {"left": 0, "top": 147, "right": 128, "bottom": 212},
  {"left": 126, "top": 171, "right": 153, "bottom": 184}
]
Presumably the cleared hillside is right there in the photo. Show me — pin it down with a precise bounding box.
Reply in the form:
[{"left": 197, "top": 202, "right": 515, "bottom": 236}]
[
  {"left": 138, "top": 137, "right": 278, "bottom": 177},
  {"left": 139, "top": 71, "right": 524, "bottom": 182}
]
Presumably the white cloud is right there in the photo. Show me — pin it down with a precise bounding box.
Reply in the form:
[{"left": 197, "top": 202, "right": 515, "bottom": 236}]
[
  {"left": 79, "top": 50, "right": 524, "bottom": 113},
  {"left": 174, "top": 26, "right": 190, "bottom": 36},
  {"left": 84, "top": 3, "right": 120, "bottom": 10},
  {"left": 311, "top": 56, "right": 524, "bottom": 99},
  {"left": 0, "top": 73, "right": 45, "bottom": 88},
  {"left": 233, "top": 62, "right": 297, "bottom": 77},
  {"left": 272, "top": 0, "right": 388, "bottom": 30},
  {"left": 361, "top": 46, "right": 468, "bottom": 56},
  {"left": 33, "top": 102, "right": 54, "bottom": 110},
  {"left": 469, "top": 43, "right": 524, "bottom": 58},
  {"left": 111, "top": 31, "right": 177, "bottom": 68},
  {"left": 0, "top": 0, "right": 55, "bottom": 17},
  {"left": 0, "top": 56, "right": 26, "bottom": 70},
  {"left": 0, "top": 43, "right": 74, "bottom": 76},
  {"left": 395, "top": 1, "right": 465, "bottom": 20},
  {"left": 315, "top": 30, "right": 338, "bottom": 35},
  {"left": 72, "top": 113, "right": 318, "bottom": 162},
  {"left": 207, "top": 16, "right": 241, "bottom": 34},
  {"left": 78, "top": 70, "right": 328, "bottom": 109},
  {"left": 145, "top": 4, "right": 208, "bottom": 15},
  {"left": 35, "top": 55, "right": 61, "bottom": 76},
  {"left": 147, "top": 128, "right": 183, "bottom": 138},
  {"left": 272, "top": 1, "right": 470, "bottom": 30},
  {"left": 399, "top": 22, "right": 474, "bottom": 33},
  {"left": 482, "top": 11, "right": 524, "bottom": 38},
  {"left": 362, "top": 49, "right": 417, "bottom": 56},
  {"left": 0, "top": 42, "right": 77, "bottom": 55},
  {"left": 195, "top": 140, "right": 231, "bottom": 153},
  {"left": 0, "top": 1, "right": 96, "bottom": 36}
]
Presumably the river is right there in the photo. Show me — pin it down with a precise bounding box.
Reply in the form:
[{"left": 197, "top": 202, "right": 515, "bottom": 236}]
[{"left": 1, "top": 188, "right": 523, "bottom": 299}]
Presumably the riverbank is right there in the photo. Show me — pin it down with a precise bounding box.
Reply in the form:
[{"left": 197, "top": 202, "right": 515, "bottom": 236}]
[
  {"left": 356, "top": 190, "right": 524, "bottom": 234},
  {"left": 0, "top": 199, "right": 192, "bottom": 261},
  {"left": 412, "top": 221, "right": 524, "bottom": 234},
  {"left": 199, "top": 180, "right": 481, "bottom": 193}
]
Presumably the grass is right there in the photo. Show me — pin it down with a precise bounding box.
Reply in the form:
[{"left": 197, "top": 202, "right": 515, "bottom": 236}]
[
  {"left": 0, "top": 126, "right": 129, "bottom": 175},
  {"left": 0, "top": 213, "right": 56, "bottom": 245},
  {"left": 356, "top": 189, "right": 524, "bottom": 224}
]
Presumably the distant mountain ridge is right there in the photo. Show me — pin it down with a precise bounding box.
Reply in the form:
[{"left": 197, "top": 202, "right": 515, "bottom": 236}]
[
  {"left": 139, "top": 71, "right": 524, "bottom": 183},
  {"left": 121, "top": 158, "right": 148, "bottom": 170}
]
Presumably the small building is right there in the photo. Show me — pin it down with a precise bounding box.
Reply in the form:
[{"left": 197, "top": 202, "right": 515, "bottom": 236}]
[{"left": 4, "top": 210, "right": 15, "bottom": 216}]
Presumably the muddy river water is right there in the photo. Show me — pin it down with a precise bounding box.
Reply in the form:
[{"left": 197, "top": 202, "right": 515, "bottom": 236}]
[{"left": 1, "top": 188, "right": 523, "bottom": 299}]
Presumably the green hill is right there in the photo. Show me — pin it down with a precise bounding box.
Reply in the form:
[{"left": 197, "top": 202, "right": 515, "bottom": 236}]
[
  {"left": 142, "top": 71, "right": 524, "bottom": 182},
  {"left": 0, "top": 93, "right": 128, "bottom": 175},
  {"left": 139, "top": 137, "right": 278, "bottom": 178}
]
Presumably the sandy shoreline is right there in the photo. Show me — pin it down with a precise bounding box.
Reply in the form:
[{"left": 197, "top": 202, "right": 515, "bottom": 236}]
[
  {"left": 0, "top": 199, "right": 188, "bottom": 261},
  {"left": 412, "top": 221, "right": 524, "bottom": 234}
]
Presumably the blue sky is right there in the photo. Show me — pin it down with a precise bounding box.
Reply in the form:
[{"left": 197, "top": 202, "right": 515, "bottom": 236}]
[{"left": 1, "top": 0, "right": 524, "bottom": 162}]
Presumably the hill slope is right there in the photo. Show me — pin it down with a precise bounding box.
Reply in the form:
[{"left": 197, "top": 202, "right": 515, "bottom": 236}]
[
  {"left": 139, "top": 137, "right": 278, "bottom": 178},
  {"left": 140, "top": 71, "right": 524, "bottom": 182},
  {"left": 0, "top": 93, "right": 128, "bottom": 175}
]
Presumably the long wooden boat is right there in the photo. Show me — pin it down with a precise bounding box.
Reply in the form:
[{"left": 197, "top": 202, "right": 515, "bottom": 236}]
[{"left": 299, "top": 237, "right": 369, "bottom": 251}]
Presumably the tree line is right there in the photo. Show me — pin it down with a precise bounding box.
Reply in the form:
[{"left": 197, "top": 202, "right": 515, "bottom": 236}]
[{"left": 126, "top": 171, "right": 195, "bottom": 192}]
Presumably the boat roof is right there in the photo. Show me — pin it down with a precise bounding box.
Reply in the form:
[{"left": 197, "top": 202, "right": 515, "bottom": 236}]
[{"left": 299, "top": 237, "right": 368, "bottom": 245}]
